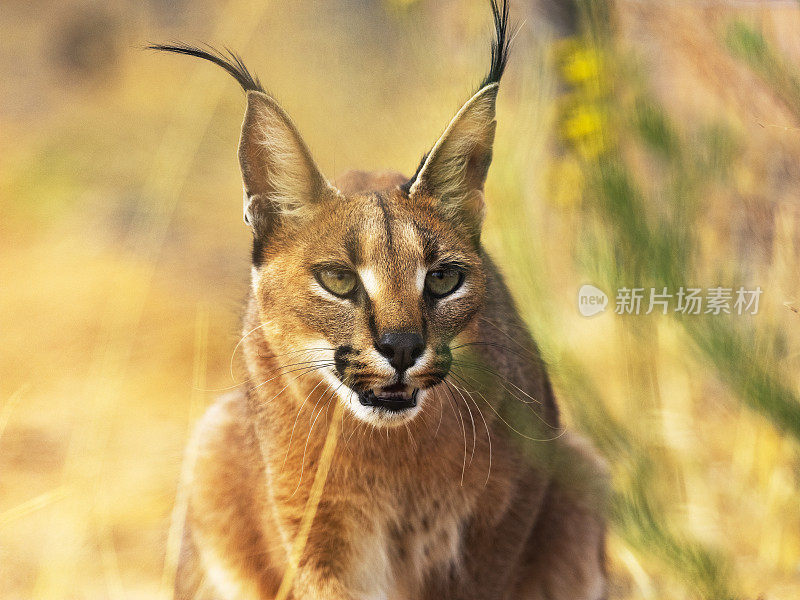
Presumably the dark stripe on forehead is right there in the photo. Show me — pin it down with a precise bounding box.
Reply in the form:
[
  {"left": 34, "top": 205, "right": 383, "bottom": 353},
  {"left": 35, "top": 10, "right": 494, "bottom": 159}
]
[
  {"left": 410, "top": 218, "right": 438, "bottom": 264},
  {"left": 344, "top": 225, "right": 361, "bottom": 265},
  {"left": 373, "top": 192, "right": 394, "bottom": 251}
]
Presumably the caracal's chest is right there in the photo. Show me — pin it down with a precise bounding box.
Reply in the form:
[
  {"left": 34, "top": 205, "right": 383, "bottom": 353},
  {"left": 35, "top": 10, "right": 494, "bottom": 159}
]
[{"left": 343, "top": 469, "right": 479, "bottom": 600}]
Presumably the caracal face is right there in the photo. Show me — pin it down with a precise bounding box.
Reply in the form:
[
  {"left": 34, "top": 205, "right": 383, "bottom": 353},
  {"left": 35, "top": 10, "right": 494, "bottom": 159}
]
[
  {"left": 252, "top": 188, "right": 486, "bottom": 428},
  {"left": 154, "top": 9, "right": 501, "bottom": 429}
]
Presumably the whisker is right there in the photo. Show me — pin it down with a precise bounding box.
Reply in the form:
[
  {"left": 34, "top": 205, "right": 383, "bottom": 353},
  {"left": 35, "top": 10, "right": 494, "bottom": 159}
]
[
  {"left": 450, "top": 341, "right": 532, "bottom": 360},
  {"left": 345, "top": 391, "right": 363, "bottom": 444},
  {"left": 339, "top": 391, "right": 349, "bottom": 450},
  {"left": 291, "top": 382, "right": 334, "bottom": 498},
  {"left": 228, "top": 317, "right": 332, "bottom": 381},
  {"left": 450, "top": 365, "right": 540, "bottom": 420},
  {"left": 229, "top": 321, "right": 270, "bottom": 381},
  {"left": 448, "top": 380, "right": 477, "bottom": 466},
  {"left": 293, "top": 381, "right": 345, "bottom": 498},
  {"left": 197, "top": 357, "right": 334, "bottom": 393},
  {"left": 450, "top": 372, "right": 566, "bottom": 443},
  {"left": 265, "top": 356, "right": 339, "bottom": 371},
  {"left": 477, "top": 316, "right": 536, "bottom": 356},
  {"left": 261, "top": 365, "right": 335, "bottom": 410},
  {"left": 451, "top": 366, "right": 557, "bottom": 433},
  {"left": 433, "top": 386, "right": 445, "bottom": 439},
  {"left": 307, "top": 378, "right": 337, "bottom": 426},
  {"left": 260, "top": 347, "right": 337, "bottom": 361},
  {"left": 442, "top": 382, "right": 468, "bottom": 486},
  {"left": 193, "top": 378, "right": 254, "bottom": 393},
  {"left": 340, "top": 389, "right": 363, "bottom": 452},
  {"left": 250, "top": 361, "right": 335, "bottom": 393},
  {"left": 404, "top": 422, "right": 418, "bottom": 454},
  {"left": 323, "top": 392, "right": 334, "bottom": 426},
  {"left": 451, "top": 359, "right": 541, "bottom": 405},
  {"left": 447, "top": 377, "right": 492, "bottom": 486},
  {"left": 283, "top": 376, "right": 328, "bottom": 472},
  {"left": 416, "top": 402, "right": 437, "bottom": 440}
]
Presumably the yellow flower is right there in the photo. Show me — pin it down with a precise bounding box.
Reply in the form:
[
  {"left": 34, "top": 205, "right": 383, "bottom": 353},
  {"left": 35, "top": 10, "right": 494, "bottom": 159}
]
[
  {"left": 563, "top": 105, "right": 605, "bottom": 140},
  {"left": 562, "top": 47, "right": 601, "bottom": 85},
  {"left": 554, "top": 38, "right": 607, "bottom": 97},
  {"left": 559, "top": 103, "right": 611, "bottom": 159}
]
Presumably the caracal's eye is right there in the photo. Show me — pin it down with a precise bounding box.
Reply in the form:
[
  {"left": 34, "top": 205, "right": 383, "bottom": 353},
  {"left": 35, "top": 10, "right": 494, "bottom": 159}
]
[
  {"left": 317, "top": 269, "right": 358, "bottom": 298},
  {"left": 425, "top": 268, "right": 464, "bottom": 298}
]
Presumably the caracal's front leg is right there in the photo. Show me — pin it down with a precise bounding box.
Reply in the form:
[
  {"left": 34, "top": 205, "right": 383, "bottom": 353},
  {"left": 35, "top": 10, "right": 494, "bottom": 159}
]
[{"left": 274, "top": 496, "right": 391, "bottom": 600}]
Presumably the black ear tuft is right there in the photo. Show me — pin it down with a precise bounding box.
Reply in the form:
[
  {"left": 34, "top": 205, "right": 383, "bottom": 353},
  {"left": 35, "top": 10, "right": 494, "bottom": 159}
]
[
  {"left": 480, "top": 0, "right": 513, "bottom": 89},
  {"left": 403, "top": 0, "right": 513, "bottom": 194},
  {"left": 147, "top": 42, "right": 264, "bottom": 93}
]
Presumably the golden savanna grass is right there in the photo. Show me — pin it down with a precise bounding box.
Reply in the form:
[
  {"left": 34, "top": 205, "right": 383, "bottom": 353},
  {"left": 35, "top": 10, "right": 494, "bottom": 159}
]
[{"left": 1, "top": 0, "right": 800, "bottom": 598}]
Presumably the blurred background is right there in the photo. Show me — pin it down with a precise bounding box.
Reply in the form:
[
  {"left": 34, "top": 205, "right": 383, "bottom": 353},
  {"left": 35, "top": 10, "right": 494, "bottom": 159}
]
[{"left": 2, "top": 0, "right": 800, "bottom": 598}]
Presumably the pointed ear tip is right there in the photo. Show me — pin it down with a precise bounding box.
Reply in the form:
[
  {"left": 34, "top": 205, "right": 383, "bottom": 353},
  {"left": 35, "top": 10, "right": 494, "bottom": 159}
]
[
  {"left": 245, "top": 90, "right": 285, "bottom": 113},
  {"left": 466, "top": 83, "right": 500, "bottom": 110},
  {"left": 245, "top": 89, "right": 272, "bottom": 104}
]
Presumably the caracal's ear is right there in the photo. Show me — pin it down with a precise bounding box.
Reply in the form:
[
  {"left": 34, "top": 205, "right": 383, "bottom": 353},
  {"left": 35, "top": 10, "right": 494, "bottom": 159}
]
[
  {"left": 147, "top": 43, "right": 338, "bottom": 240},
  {"left": 407, "top": 84, "right": 498, "bottom": 231},
  {"left": 239, "top": 91, "right": 337, "bottom": 236},
  {"left": 403, "top": 0, "right": 512, "bottom": 238}
]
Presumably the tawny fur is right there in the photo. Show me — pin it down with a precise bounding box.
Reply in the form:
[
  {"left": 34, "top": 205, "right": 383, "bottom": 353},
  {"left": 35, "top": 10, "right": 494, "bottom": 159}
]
[
  {"left": 174, "top": 168, "right": 608, "bottom": 600},
  {"left": 158, "top": 2, "right": 608, "bottom": 597}
]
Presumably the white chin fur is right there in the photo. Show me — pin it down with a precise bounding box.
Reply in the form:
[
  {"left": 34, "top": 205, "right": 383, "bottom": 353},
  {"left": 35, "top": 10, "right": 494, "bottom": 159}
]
[
  {"left": 322, "top": 371, "right": 425, "bottom": 428},
  {"left": 346, "top": 398, "right": 423, "bottom": 428}
]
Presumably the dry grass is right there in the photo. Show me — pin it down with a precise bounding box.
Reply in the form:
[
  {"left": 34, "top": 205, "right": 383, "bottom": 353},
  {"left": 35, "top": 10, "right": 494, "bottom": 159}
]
[{"left": 1, "top": 0, "right": 800, "bottom": 598}]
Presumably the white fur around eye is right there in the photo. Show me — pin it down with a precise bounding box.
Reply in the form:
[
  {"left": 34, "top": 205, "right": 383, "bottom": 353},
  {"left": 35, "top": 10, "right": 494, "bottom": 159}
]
[
  {"left": 415, "top": 266, "right": 427, "bottom": 293},
  {"left": 358, "top": 267, "right": 381, "bottom": 298},
  {"left": 311, "top": 279, "right": 351, "bottom": 303},
  {"left": 437, "top": 280, "right": 469, "bottom": 302}
]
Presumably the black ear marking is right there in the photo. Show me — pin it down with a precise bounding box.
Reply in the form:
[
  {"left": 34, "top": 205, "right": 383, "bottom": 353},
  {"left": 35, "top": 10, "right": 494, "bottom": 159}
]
[
  {"left": 147, "top": 43, "right": 264, "bottom": 93},
  {"left": 402, "top": 0, "right": 513, "bottom": 194},
  {"left": 481, "top": 0, "right": 513, "bottom": 89},
  {"left": 150, "top": 42, "right": 338, "bottom": 265}
]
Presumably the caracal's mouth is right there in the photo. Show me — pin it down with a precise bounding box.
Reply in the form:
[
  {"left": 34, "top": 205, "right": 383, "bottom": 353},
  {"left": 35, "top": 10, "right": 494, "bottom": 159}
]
[{"left": 357, "top": 383, "right": 419, "bottom": 412}]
